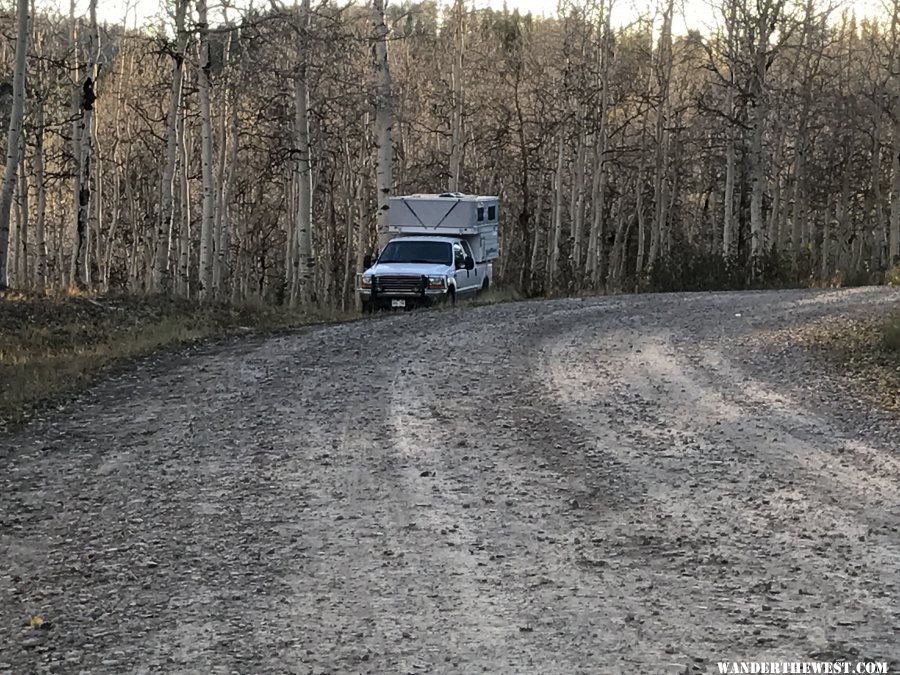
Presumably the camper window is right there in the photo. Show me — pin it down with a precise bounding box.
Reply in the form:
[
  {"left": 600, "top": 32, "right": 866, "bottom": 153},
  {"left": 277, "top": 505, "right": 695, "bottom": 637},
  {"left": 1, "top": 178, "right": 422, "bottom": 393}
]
[
  {"left": 477, "top": 207, "right": 485, "bottom": 221},
  {"left": 488, "top": 205, "right": 496, "bottom": 220}
]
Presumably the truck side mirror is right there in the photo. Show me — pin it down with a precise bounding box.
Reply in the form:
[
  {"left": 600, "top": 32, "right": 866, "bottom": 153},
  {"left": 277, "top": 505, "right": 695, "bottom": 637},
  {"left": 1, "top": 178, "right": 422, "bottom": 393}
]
[
  {"left": 363, "top": 254, "right": 373, "bottom": 269},
  {"left": 464, "top": 256, "right": 475, "bottom": 271}
]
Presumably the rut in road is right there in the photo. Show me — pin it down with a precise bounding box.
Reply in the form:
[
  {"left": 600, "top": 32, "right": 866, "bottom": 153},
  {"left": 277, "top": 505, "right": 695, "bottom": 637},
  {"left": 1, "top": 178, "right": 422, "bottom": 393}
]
[{"left": 1, "top": 287, "right": 898, "bottom": 675}]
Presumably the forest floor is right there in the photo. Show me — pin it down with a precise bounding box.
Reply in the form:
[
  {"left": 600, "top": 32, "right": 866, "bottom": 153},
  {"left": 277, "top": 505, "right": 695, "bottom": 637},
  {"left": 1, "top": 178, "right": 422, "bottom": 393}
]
[
  {"left": 789, "top": 311, "right": 900, "bottom": 412},
  {"left": 1, "top": 286, "right": 899, "bottom": 674}
]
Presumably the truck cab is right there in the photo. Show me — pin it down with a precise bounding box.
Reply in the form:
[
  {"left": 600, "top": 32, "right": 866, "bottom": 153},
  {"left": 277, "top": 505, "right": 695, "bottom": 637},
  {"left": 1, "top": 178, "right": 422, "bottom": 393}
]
[
  {"left": 357, "top": 193, "right": 500, "bottom": 312},
  {"left": 359, "top": 236, "right": 491, "bottom": 311}
]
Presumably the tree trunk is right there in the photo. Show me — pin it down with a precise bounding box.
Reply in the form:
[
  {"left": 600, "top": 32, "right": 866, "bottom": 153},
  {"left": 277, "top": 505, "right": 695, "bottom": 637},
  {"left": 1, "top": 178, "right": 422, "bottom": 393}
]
[
  {"left": 292, "top": 0, "right": 315, "bottom": 306},
  {"left": 67, "top": 0, "right": 79, "bottom": 289},
  {"left": 890, "top": 107, "right": 900, "bottom": 266},
  {"left": 34, "top": 102, "right": 47, "bottom": 293},
  {"left": 723, "top": 121, "right": 736, "bottom": 259},
  {"left": 372, "top": 0, "right": 394, "bottom": 251},
  {"left": 354, "top": 139, "right": 369, "bottom": 310},
  {"left": 177, "top": 102, "right": 191, "bottom": 297},
  {"left": 197, "top": 0, "right": 216, "bottom": 300},
  {"left": 71, "top": 0, "right": 99, "bottom": 290},
  {"left": 17, "top": 137, "right": 29, "bottom": 286},
  {"left": 588, "top": 8, "right": 611, "bottom": 286},
  {"left": 341, "top": 142, "right": 354, "bottom": 310},
  {"left": 635, "top": 161, "right": 647, "bottom": 280},
  {"left": 284, "top": 173, "right": 295, "bottom": 295},
  {"left": 0, "top": 0, "right": 29, "bottom": 289},
  {"left": 866, "top": 109, "right": 886, "bottom": 270},
  {"left": 588, "top": 137, "right": 607, "bottom": 287},
  {"left": 548, "top": 137, "right": 564, "bottom": 289},
  {"left": 570, "top": 117, "right": 586, "bottom": 277},
  {"left": 217, "top": 92, "right": 238, "bottom": 302},
  {"left": 749, "top": 47, "right": 767, "bottom": 264},
  {"left": 606, "top": 197, "right": 628, "bottom": 291},
  {"left": 90, "top": 95, "right": 103, "bottom": 289},
  {"left": 721, "top": 0, "right": 739, "bottom": 259},
  {"left": 792, "top": 142, "right": 805, "bottom": 272},
  {"left": 153, "top": 0, "right": 189, "bottom": 294},
  {"left": 648, "top": 0, "right": 672, "bottom": 270},
  {"left": 448, "top": 0, "right": 465, "bottom": 191}
]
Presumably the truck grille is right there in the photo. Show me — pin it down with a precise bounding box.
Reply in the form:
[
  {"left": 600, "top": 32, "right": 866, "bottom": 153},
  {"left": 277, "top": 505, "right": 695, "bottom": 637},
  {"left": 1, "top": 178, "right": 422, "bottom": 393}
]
[{"left": 375, "top": 275, "right": 427, "bottom": 295}]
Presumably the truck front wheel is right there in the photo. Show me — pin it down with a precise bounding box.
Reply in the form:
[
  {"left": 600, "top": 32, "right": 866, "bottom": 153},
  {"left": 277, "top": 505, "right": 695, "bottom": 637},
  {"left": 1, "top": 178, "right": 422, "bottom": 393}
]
[{"left": 446, "top": 287, "right": 456, "bottom": 307}]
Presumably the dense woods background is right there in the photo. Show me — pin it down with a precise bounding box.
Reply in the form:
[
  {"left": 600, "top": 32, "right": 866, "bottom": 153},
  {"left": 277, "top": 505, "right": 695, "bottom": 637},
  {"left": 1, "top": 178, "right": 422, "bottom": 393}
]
[{"left": 1, "top": 0, "right": 900, "bottom": 309}]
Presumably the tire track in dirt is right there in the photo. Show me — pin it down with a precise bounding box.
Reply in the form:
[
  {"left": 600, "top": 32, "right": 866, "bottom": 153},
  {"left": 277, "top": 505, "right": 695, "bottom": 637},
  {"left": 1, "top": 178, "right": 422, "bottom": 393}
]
[
  {"left": 531, "top": 291, "right": 900, "bottom": 668},
  {"left": 2, "top": 288, "right": 899, "bottom": 674}
]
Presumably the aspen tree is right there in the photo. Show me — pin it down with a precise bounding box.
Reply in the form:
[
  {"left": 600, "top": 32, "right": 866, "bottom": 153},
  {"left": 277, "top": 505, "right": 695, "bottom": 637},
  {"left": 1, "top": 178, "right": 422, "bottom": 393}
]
[
  {"left": 372, "top": 0, "right": 394, "bottom": 251},
  {"left": 0, "top": 0, "right": 29, "bottom": 289}
]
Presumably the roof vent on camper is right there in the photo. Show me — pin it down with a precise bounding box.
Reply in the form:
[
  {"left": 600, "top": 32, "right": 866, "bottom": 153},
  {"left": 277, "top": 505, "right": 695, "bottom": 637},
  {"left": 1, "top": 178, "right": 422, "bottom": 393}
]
[{"left": 438, "top": 192, "right": 464, "bottom": 198}]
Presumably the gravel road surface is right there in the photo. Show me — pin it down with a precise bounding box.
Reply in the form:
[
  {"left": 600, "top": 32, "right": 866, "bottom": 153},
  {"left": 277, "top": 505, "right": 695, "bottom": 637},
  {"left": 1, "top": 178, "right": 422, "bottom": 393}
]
[{"left": 2, "top": 288, "right": 899, "bottom": 674}]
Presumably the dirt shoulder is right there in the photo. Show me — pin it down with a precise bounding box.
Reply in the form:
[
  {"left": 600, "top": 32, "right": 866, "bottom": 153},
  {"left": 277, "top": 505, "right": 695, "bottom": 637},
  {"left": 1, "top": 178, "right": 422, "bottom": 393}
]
[
  {"left": 0, "top": 291, "right": 353, "bottom": 432},
  {"left": 779, "top": 311, "right": 900, "bottom": 412},
  {"left": 0, "top": 287, "right": 524, "bottom": 432}
]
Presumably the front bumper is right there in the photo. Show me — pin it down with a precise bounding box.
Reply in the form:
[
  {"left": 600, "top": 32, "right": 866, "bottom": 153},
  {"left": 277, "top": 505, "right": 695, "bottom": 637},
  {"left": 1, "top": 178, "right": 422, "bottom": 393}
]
[{"left": 357, "top": 274, "right": 448, "bottom": 308}]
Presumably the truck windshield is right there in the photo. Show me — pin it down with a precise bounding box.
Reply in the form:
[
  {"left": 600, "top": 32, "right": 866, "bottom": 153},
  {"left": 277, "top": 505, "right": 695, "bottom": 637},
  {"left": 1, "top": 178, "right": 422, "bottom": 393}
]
[{"left": 378, "top": 240, "right": 451, "bottom": 265}]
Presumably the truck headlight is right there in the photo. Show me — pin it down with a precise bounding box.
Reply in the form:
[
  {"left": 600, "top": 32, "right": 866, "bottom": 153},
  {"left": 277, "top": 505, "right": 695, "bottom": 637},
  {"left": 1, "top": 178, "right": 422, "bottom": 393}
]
[
  {"left": 360, "top": 275, "right": 372, "bottom": 289},
  {"left": 428, "top": 276, "right": 446, "bottom": 289}
]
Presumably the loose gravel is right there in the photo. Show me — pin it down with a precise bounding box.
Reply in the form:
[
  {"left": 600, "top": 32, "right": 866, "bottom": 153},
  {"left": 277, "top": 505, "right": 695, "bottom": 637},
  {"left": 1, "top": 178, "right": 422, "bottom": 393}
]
[{"left": 1, "top": 287, "right": 899, "bottom": 674}]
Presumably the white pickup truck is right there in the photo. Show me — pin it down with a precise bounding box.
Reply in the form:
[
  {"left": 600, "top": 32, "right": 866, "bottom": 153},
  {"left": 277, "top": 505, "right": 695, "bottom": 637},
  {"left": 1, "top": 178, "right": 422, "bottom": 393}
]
[{"left": 358, "top": 193, "right": 500, "bottom": 312}]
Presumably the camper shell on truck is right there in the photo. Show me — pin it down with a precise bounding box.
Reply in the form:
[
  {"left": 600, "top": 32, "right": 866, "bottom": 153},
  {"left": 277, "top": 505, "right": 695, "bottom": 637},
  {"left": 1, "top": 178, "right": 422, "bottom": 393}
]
[{"left": 358, "top": 192, "right": 500, "bottom": 311}]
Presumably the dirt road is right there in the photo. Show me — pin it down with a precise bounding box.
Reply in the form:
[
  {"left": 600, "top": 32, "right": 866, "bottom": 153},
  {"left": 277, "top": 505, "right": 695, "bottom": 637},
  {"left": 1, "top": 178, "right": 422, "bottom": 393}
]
[{"left": 2, "top": 288, "right": 899, "bottom": 674}]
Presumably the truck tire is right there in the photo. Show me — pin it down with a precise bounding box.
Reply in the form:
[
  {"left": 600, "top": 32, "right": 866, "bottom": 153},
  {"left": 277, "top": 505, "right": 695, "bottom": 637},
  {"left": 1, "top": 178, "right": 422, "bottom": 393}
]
[
  {"left": 481, "top": 277, "right": 490, "bottom": 293},
  {"left": 361, "top": 299, "right": 373, "bottom": 314},
  {"left": 447, "top": 287, "right": 456, "bottom": 307}
]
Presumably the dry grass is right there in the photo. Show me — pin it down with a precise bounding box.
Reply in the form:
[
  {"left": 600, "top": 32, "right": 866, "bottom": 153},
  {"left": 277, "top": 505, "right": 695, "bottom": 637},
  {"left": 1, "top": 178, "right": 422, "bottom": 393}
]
[
  {"left": 463, "top": 285, "right": 526, "bottom": 307},
  {"left": 0, "top": 291, "right": 354, "bottom": 429},
  {"left": 886, "top": 265, "right": 900, "bottom": 288}
]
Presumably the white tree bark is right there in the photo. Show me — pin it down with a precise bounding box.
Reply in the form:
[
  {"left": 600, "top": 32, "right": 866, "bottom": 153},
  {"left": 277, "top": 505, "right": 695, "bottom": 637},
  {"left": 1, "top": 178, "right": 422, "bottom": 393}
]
[
  {"left": 0, "top": 0, "right": 29, "bottom": 289},
  {"left": 70, "top": 0, "right": 99, "bottom": 290},
  {"left": 292, "top": 0, "right": 315, "bottom": 306},
  {"left": 34, "top": 101, "right": 47, "bottom": 293},
  {"left": 889, "top": 108, "right": 900, "bottom": 266},
  {"left": 570, "top": 117, "right": 586, "bottom": 274},
  {"left": 648, "top": 0, "right": 672, "bottom": 270},
  {"left": 722, "top": 0, "right": 737, "bottom": 259},
  {"left": 66, "top": 0, "right": 80, "bottom": 289},
  {"left": 748, "top": 3, "right": 773, "bottom": 265},
  {"left": 354, "top": 114, "right": 369, "bottom": 311},
  {"left": 17, "top": 137, "right": 29, "bottom": 285},
  {"left": 530, "top": 178, "right": 544, "bottom": 293},
  {"left": 216, "top": 92, "right": 238, "bottom": 301},
  {"left": 887, "top": 0, "right": 900, "bottom": 268},
  {"left": 373, "top": 0, "right": 394, "bottom": 251},
  {"left": 177, "top": 103, "right": 191, "bottom": 297},
  {"left": 448, "top": 0, "right": 465, "bottom": 191},
  {"left": 587, "top": 5, "right": 611, "bottom": 285},
  {"left": 867, "top": 107, "right": 886, "bottom": 270},
  {"left": 197, "top": 0, "right": 216, "bottom": 300},
  {"left": 284, "top": 173, "right": 295, "bottom": 294},
  {"left": 548, "top": 136, "right": 564, "bottom": 288},
  {"left": 153, "top": 0, "right": 189, "bottom": 294}
]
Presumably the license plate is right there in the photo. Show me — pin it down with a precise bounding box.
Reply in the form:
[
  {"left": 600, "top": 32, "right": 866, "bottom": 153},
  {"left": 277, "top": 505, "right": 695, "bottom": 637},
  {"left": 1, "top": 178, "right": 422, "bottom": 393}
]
[{"left": 391, "top": 299, "right": 406, "bottom": 308}]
